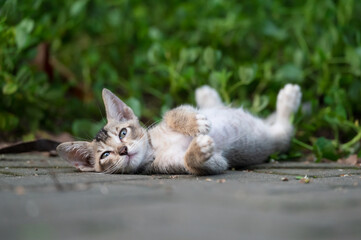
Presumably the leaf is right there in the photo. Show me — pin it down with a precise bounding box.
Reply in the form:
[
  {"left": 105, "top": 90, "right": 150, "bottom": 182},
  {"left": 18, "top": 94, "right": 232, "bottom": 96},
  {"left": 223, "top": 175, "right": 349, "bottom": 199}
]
[
  {"left": 70, "top": 0, "right": 89, "bottom": 17},
  {"left": 209, "top": 70, "right": 232, "bottom": 89},
  {"left": 22, "top": 133, "right": 35, "bottom": 142},
  {"left": 148, "top": 27, "right": 163, "bottom": 41},
  {"left": 72, "top": 119, "right": 103, "bottom": 139},
  {"left": 203, "top": 47, "right": 216, "bottom": 70},
  {"left": 337, "top": 0, "right": 354, "bottom": 25},
  {"left": 238, "top": 66, "right": 255, "bottom": 85},
  {"left": 14, "top": 18, "right": 34, "bottom": 50},
  {"left": 125, "top": 97, "right": 142, "bottom": 117},
  {"left": 179, "top": 48, "right": 199, "bottom": 64},
  {"left": 2, "top": 82, "right": 18, "bottom": 95},
  {"left": 251, "top": 95, "right": 269, "bottom": 113},
  {"left": 337, "top": 155, "right": 360, "bottom": 166},
  {"left": 299, "top": 175, "right": 310, "bottom": 184},
  {"left": 275, "top": 64, "right": 303, "bottom": 82},
  {"left": 0, "top": 111, "right": 19, "bottom": 131},
  {"left": 313, "top": 137, "right": 339, "bottom": 161},
  {"left": 346, "top": 47, "right": 361, "bottom": 74},
  {"left": 293, "top": 49, "right": 304, "bottom": 67},
  {"left": 1, "top": 0, "right": 18, "bottom": 19},
  {"left": 147, "top": 43, "right": 164, "bottom": 64},
  {"left": 263, "top": 20, "right": 287, "bottom": 40}
]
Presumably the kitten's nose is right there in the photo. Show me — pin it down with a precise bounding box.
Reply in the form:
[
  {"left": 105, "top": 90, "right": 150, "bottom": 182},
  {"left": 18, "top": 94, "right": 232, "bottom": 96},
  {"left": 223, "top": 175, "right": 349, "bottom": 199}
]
[{"left": 118, "top": 146, "right": 128, "bottom": 156}]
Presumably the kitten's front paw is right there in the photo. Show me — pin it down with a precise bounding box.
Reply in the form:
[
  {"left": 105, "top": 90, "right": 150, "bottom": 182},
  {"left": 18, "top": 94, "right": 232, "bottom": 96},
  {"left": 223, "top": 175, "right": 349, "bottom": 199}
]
[{"left": 196, "top": 114, "right": 211, "bottom": 135}]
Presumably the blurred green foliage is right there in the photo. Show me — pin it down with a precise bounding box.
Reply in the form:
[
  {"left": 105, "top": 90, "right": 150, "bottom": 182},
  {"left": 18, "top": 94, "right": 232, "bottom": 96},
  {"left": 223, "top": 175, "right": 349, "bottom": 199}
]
[{"left": 1, "top": 0, "right": 361, "bottom": 161}]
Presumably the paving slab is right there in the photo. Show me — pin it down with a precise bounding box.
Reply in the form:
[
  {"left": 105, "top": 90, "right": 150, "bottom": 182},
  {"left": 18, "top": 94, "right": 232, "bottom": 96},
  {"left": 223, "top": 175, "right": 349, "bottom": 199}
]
[{"left": 0, "top": 154, "right": 361, "bottom": 240}]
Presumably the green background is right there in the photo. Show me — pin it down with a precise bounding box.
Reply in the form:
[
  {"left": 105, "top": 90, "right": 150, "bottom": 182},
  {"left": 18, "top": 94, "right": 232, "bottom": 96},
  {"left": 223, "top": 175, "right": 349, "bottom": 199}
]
[{"left": 1, "top": 0, "right": 361, "bottom": 161}]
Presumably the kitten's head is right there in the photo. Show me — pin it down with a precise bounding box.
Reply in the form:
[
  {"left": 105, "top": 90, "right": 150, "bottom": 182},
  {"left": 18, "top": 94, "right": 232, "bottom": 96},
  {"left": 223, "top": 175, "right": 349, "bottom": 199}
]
[{"left": 57, "top": 89, "right": 150, "bottom": 174}]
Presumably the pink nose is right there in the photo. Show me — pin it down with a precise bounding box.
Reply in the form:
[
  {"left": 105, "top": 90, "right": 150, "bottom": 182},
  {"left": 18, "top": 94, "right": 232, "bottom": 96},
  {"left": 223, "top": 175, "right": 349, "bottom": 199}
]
[{"left": 118, "top": 146, "right": 128, "bottom": 156}]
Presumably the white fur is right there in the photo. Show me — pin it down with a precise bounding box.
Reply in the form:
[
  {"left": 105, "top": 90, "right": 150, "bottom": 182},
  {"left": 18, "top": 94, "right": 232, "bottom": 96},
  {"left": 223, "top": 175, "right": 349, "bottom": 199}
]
[
  {"left": 276, "top": 84, "right": 302, "bottom": 122},
  {"left": 148, "top": 123, "right": 191, "bottom": 173},
  {"left": 145, "top": 84, "right": 301, "bottom": 173},
  {"left": 196, "top": 85, "right": 224, "bottom": 108}
]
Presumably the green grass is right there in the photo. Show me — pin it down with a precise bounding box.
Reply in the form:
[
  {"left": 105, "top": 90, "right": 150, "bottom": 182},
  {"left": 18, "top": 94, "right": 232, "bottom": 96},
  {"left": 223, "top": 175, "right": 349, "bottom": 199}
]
[{"left": 1, "top": 0, "right": 361, "bottom": 161}]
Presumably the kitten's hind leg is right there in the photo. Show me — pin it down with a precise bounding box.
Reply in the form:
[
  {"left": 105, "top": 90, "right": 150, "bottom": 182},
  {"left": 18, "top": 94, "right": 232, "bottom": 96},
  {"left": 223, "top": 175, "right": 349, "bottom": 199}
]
[
  {"left": 269, "top": 84, "right": 302, "bottom": 152},
  {"left": 195, "top": 85, "right": 224, "bottom": 109},
  {"left": 276, "top": 84, "right": 302, "bottom": 124},
  {"left": 264, "top": 84, "right": 301, "bottom": 126},
  {"left": 184, "top": 135, "right": 228, "bottom": 175},
  {"left": 263, "top": 112, "right": 277, "bottom": 126}
]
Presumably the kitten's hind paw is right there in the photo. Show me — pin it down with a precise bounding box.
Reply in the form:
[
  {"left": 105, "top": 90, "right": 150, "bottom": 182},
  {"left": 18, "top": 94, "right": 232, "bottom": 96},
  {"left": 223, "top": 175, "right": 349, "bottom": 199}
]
[
  {"left": 276, "top": 84, "right": 302, "bottom": 121},
  {"left": 196, "top": 135, "right": 214, "bottom": 160},
  {"left": 195, "top": 85, "right": 224, "bottom": 109},
  {"left": 185, "top": 135, "right": 220, "bottom": 175},
  {"left": 185, "top": 135, "right": 214, "bottom": 171}
]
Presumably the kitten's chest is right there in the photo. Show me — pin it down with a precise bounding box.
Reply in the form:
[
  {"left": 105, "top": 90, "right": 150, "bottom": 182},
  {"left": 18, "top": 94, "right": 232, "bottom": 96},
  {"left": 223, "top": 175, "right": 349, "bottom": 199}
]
[{"left": 148, "top": 123, "right": 192, "bottom": 169}]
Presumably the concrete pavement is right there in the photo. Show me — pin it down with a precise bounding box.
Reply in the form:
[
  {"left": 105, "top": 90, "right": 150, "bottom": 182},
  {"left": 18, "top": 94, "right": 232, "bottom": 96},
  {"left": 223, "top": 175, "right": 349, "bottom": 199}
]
[{"left": 1, "top": 153, "right": 361, "bottom": 240}]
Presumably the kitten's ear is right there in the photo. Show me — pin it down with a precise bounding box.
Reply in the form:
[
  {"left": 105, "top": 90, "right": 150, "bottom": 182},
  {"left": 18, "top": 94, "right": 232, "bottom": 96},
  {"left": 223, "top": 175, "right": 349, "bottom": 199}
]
[
  {"left": 102, "top": 88, "right": 136, "bottom": 122},
  {"left": 56, "top": 141, "right": 95, "bottom": 172}
]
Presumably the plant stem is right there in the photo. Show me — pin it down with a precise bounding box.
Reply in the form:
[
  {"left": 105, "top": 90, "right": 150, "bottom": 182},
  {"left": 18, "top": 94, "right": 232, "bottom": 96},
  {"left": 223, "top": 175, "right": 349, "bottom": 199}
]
[
  {"left": 341, "top": 130, "right": 361, "bottom": 150},
  {"left": 292, "top": 138, "right": 313, "bottom": 151}
]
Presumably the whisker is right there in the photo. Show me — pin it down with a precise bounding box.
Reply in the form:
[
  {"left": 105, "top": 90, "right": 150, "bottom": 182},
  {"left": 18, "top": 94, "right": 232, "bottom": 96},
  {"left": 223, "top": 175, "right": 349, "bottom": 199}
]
[
  {"left": 146, "top": 120, "right": 161, "bottom": 130},
  {"left": 96, "top": 100, "right": 107, "bottom": 125},
  {"left": 111, "top": 160, "right": 122, "bottom": 174},
  {"left": 73, "top": 136, "right": 92, "bottom": 141},
  {"left": 106, "top": 159, "right": 121, "bottom": 174}
]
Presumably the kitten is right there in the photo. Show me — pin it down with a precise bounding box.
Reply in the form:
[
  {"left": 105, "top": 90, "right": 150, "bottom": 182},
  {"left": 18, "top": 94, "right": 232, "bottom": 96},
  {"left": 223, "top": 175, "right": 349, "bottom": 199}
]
[{"left": 57, "top": 84, "right": 301, "bottom": 175}]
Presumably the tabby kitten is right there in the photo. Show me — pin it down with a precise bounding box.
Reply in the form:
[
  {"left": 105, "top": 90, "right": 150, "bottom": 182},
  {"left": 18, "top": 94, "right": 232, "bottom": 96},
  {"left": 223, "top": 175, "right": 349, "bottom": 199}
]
[{"left": 57, "top": 84, "right": 301, "bottom": 175}]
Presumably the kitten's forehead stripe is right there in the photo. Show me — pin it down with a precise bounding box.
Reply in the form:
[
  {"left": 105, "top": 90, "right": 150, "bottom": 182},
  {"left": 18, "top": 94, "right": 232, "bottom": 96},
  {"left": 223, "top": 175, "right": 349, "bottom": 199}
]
[{"left": 95, "top": 128, "right": 109, "bottom": 142}]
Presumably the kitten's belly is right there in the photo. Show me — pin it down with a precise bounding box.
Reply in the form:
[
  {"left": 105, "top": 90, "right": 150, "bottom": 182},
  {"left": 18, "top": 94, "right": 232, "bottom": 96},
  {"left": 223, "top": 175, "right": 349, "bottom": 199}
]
[
  {"left": 199, "top": 108, "right": 247, "bottom": 149},
  {"left": 200, "top": 107, "right": 273, "bottom": 165},
  {"left": 149, "top": 123, "right": 192, "bottom": 172}
]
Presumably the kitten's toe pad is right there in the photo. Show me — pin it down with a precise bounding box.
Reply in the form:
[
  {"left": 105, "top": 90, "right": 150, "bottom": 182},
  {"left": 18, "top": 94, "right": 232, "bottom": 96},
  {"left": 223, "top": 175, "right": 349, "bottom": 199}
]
[
  {"left": 277, "top": 84, "right": 302, "bottom": 119},
  {"left": 196, "top": 114, "right": 211, "bottom": 135},
  {"left": 196, "top": 135, "right": 214, "bottom": 159},
  {"left": 196, "top": 85, "right": 223, "bottom": 108}
]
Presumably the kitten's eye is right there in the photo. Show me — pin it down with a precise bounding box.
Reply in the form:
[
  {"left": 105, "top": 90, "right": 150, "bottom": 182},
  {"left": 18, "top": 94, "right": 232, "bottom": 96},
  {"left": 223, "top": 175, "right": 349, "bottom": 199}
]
[
  {"left": 100, "top": 151, "right": 111, "bottom": 159},
  {"left": 119, "top": 128, "right": 127, "bottom": 139}
]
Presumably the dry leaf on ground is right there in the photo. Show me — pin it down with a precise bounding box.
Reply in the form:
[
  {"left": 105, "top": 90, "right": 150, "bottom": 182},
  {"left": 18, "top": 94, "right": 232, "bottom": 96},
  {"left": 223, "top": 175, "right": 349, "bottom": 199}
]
[{"left": 337, "top": 155, "right": 361, "bottom": 166}]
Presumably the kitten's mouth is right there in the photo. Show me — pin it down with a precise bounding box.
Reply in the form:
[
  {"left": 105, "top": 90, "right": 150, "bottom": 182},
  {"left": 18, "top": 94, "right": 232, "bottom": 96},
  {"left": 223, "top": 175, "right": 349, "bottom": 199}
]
[{"left": 125, "top": 153, "right": 137, "bottom": 165}]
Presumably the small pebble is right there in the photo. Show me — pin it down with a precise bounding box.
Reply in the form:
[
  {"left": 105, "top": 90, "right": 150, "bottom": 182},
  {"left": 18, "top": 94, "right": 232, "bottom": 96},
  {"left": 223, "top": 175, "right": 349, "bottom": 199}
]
[
  {"left": 217, "top": 179, "right": 226, "bottom": 183},
  {"left": 299, "top": 175, "right": 310, "bottom": 184},
  {"left": 49, "top": 150, "right": 58, "bottom": 157},
  {"left": 99, "top": 185, "right": 109, "bottom": 195},
  {"left": 205, "top": 178, "right": 212, "bottom": 182},
  {"left": 15, "top": 186, "right": 25, "bottom": 195}
]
